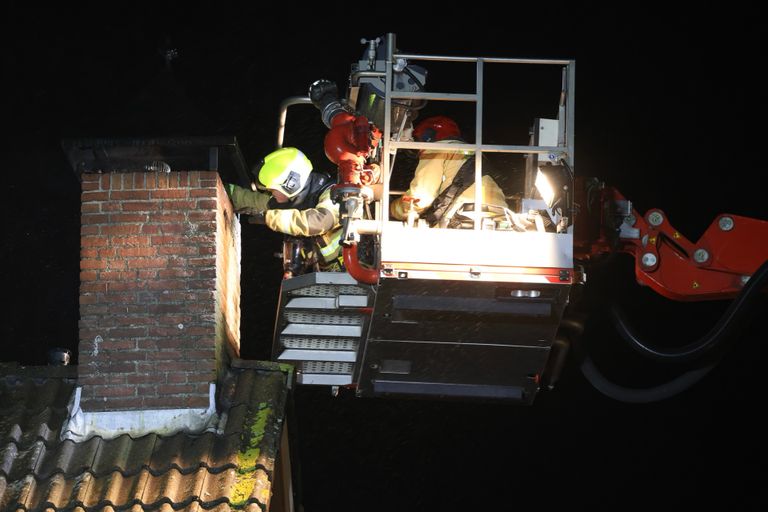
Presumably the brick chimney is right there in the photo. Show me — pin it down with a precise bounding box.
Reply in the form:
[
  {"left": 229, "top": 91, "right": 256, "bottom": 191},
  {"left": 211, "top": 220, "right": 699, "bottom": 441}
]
[{"left": 69, "top": 170, "right": 240, "bottom": 438}]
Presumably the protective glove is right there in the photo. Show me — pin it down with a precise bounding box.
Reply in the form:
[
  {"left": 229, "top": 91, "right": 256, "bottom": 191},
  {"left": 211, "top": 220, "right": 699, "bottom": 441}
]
[
  {"left": 224, "top": 182, "right": 238, "bottom": 200},
  {"left": 246, "top": 210, "right": 266, "bottom": 225}
]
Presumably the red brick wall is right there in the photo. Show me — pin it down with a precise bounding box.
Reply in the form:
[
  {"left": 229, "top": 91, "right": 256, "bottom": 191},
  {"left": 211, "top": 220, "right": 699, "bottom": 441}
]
[{"left": 78, "top": 171, "right": 240, "bottom": 412}]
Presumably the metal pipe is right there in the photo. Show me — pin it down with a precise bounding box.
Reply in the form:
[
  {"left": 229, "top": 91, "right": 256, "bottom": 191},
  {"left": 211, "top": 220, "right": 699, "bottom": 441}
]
[
  {"left": 474, "top": 58, "right": 483, "bottom": 231},
  {"left": 395, "top": 53, "right": 572, "bottom": 65},
  {"left": 541, "top": 336, "right": 570, "bottom": 390},
  {"left": 389, "top": 141, "right": 563, "bottom": 154},
  {"left": 566, "top": 61, "right": 576, "bottom": 168},
  {"left": 381, "top": 33, "right": 395, "bottom": 228},
  {"left": 352, "top": 219, "right": 381, "bottom": 235},
  {"left": 276, "top": 96, "right": 313, "bottom": 148}
]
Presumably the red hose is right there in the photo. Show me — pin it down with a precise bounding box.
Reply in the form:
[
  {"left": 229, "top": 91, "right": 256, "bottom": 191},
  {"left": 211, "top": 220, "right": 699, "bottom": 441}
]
[{"left": 343, "top": 244, "right": 379, "bottom": 284}]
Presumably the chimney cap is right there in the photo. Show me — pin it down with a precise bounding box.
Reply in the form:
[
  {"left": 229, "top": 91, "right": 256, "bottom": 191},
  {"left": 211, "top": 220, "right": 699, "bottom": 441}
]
[{"left": 60, "top": 135, "right": 252, "bottom": 188}]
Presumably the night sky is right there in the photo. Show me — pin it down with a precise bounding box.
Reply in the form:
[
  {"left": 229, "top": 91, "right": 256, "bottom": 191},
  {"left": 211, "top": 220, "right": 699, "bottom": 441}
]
[{"left": 4, "top": 4, "right": 766, "bottom": 510}]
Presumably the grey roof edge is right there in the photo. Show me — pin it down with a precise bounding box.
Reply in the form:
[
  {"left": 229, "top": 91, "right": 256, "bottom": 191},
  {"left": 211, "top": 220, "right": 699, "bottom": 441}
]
[{"left": 0, "top": 363, "right": 77, "bottom": 380}]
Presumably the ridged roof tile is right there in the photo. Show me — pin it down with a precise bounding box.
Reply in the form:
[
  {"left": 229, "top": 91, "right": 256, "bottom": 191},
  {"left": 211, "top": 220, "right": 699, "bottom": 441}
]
[{"left": 0, "top": 360, "right": 290, "bottom": 512}]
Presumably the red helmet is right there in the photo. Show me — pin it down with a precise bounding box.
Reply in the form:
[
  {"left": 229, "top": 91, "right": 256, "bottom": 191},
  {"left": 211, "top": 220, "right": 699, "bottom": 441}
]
[{"left": 413, "top": 116, "right": 461, "bottom": 142}]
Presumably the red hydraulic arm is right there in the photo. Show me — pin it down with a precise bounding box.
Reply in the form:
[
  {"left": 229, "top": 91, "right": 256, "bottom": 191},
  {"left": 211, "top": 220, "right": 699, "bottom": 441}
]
[{"left": 575, "top": 178, "right": 768, "bottom": 301}]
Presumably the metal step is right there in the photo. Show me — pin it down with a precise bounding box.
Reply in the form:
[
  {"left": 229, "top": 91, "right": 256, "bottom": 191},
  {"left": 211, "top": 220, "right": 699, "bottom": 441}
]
[
  {"left": 297, "top": 361, "right": 354, "bottom": 386},
  {"left": 272, "top": 272, "right": 373, "bottom": 387}
]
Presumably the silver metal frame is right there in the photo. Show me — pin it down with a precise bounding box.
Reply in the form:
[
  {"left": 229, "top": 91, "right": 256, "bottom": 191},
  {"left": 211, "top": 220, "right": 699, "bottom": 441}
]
[
  {"left": 374, "top": 33, "right": 575, "bottom": 279},
  {"left": 380, "top": 33, "right": 575, "bottom": 233}
]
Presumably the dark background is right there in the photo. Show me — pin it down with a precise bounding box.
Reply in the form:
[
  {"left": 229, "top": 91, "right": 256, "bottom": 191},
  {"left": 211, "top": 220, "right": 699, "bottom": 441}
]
[{"left": 3, "top": 4, "right": 766, "bottom": 510}]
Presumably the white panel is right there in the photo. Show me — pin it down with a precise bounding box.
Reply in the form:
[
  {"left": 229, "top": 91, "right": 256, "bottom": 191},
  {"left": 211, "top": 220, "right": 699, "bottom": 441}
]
[
  {"left": 338, "top": 295, "right": 369, "bottom": 307},
  {"left": 285, "top": 297, "right": 337, "bottom": 309},
  {"left": 298, "top": 374, "right": 353, "bottom": 385},
  {"left": 380, "top": 221, "right": 572, "bottom": 268},
  {"left": 384, "top": 270, "right": 556, "bottom": 283},
  {"left": 282, "top": 324, "right": 363, "bottom": 337},
  {"left": 537, "top": 118, "right": 560, "bottom": 163},
  {"left": 278, "top": 349, "right": 357, "bottom": 362},
  {"left": 313, "top": 272, "right": 360, "bottom": 285}
]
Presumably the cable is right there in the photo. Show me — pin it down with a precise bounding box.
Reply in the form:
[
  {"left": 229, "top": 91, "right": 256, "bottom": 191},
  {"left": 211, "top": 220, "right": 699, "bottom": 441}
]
[
  {"left": 577, "top": 259, "right": 767, "bottom": 402},
  {"left": 570, "top": 310, "right": 718, "bottom": 403},
  {"left": 580, "top": 356, "right": 716, "bottom": 404},
  {"left": 612, "top": 259, "right": 768, "bottom": 363}
]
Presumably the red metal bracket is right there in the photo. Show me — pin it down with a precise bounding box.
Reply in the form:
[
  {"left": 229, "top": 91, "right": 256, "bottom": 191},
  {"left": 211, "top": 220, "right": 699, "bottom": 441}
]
[{"left": 578, "top": 184, "right": 768, "bottom": 301}]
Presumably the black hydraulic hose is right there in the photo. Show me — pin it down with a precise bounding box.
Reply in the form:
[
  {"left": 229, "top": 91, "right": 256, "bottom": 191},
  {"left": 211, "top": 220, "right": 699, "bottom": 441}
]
[
  {"left": 611, "top": 259, "right": 768, "bottom": 363},
  {"left": 569, "top": 312, "right": 718, "bottom": 403},
  {"left": 580, "top": 356, "right": 716, "bottom": 404}
]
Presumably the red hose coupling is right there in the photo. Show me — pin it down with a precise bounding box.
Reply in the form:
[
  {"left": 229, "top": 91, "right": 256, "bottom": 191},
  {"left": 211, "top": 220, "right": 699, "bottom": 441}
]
[{"left": 343, "top": 244, "right": 378, "bottom": 284}]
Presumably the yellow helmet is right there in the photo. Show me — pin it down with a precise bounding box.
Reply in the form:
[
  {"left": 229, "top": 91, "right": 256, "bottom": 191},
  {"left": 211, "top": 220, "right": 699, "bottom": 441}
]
[{"left": 256, "top": 147, "right": 313, "bottom": 198}]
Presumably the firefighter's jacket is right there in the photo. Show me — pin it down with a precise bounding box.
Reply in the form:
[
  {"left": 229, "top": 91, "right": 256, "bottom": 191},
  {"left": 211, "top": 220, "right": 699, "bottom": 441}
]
[
  {"left": 390, "top": 143, "right": 508, "bottom": 223},
  {"left": 228, "top": 173, "right": 341, "bottom": 266}
]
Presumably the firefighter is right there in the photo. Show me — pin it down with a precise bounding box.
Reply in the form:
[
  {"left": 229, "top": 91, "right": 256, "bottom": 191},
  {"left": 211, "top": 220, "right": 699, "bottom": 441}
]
[
  {"left": 226, "top": 147, "right": 343, "bottom": 276},
  {"left": 390, "top": 116, "right": 508, "bottom": 227}
]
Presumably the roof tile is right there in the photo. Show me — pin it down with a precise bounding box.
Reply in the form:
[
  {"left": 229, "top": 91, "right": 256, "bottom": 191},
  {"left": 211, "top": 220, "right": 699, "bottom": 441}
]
[
  {"left": 35, "top": 437, "right": 102, "bottom": 480},
  {"left": 148, "top": 432, "right": 214, "bottom": 474},
  {"left": 92, "top": 434, "right": 157, "bottom": 477},
  {"left": 0, "top": 362, "right": 290, "bottom": 512},
  {"left": 208, "top": 433, "right": 241, "bottom": 470}
]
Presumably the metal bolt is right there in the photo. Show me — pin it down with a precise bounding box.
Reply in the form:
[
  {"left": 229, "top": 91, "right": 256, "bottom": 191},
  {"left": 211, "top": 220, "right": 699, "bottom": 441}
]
[
  {"left": 178, "top": 323, "right": 184, "bottom": 330},
  {"left": 718, "top": 216, "right": 734, "bottom": 231},
  {"left": 647, "top": 211, "right": 664, "bottom": 227},
  {"left": 641, "top": 252, "right": 657, "bottom": 267},
  {"left": 693, "top": 248, "right": 709, "bottom": 263}
]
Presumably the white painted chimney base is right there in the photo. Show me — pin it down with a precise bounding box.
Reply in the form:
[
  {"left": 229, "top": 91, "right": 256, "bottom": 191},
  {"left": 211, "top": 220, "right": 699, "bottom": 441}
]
[{"left": 61, "top": 384, "right": 222, "bottom": 441}]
